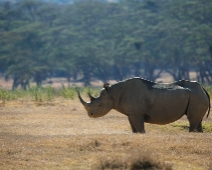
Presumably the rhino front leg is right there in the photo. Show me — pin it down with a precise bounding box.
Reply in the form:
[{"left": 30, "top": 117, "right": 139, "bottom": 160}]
[
  {"left": 128, "top": 117, "right": 137, "bottom": 133},
  {"left": 128, "top": 115, "right": 145, "bottom": 133}
]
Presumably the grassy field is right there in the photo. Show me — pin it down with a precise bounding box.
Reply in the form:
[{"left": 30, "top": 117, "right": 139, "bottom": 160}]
[{"left": 0, "top": 96, "right": 212, "bottom": 170}]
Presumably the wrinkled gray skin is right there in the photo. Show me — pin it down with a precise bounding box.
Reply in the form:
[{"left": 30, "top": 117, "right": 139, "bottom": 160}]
[{"left": 78, "top": 77, "right": 210, "bottom": 133}]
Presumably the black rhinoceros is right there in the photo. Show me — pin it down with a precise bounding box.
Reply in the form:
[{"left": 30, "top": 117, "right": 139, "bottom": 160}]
[{"left": 78, "top": 77, "right": 210, "bottom": 133}]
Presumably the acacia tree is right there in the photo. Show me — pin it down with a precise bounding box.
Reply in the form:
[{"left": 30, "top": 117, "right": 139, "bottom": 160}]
[
  {"left": 0, "top": 0, "right": 60, "bottom": 88},
  {"left": 118, "top": 0, "right": 169, "bottom": 81},
  {"left": 163, "top": 0, "right": 212, "bottom": 82},
  {"left": 1, "top": 0, "right": 212, "bottom": 88}
]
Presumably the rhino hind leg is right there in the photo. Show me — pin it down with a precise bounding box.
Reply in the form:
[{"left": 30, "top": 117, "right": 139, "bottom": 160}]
[
  {"left": 186, "top": 103, "right": 206, "bottom": 132},
  {"left": 188, "top": 119, "right": 203, "bottom": 132},
  {"left": 197, "top": 121, "right": 203, "bottom": 132},
  {"left": 128, "top": 115, "right": 145, "bottom": 133}
]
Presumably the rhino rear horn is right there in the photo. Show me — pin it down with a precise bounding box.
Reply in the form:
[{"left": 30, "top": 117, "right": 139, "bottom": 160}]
[{"left": 88, "top": 93, "right": 96, "bottom": 102}]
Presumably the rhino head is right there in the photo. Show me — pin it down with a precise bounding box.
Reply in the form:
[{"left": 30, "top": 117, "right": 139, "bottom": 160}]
[{"left": 77, "top": 83, "right": 113, "bottom": 118}]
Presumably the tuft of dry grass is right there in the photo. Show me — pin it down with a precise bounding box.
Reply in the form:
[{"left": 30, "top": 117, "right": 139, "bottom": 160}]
[
  {"left": 0, "top": 99, "right": 212, "bottom": 170},
  {"left": 93, "top": 151, "right": 172, "bottom": 170}
]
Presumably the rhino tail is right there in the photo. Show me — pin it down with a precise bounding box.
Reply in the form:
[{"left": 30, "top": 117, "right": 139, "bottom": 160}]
[{"left": 202, "top": 87, "right": 211, "bottom": 118}]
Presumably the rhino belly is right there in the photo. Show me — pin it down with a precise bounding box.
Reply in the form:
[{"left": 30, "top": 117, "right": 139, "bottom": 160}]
[
  {"left": 144, "top": 113, "right": 184, "bottom": 125},
  {"left": 143, "top": 102, "right": 188, "bottom": 125}
]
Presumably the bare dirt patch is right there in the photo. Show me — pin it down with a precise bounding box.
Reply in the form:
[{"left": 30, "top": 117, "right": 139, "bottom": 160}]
[{"left": 0, "top": 100, "right": 212, "bottom": 170}]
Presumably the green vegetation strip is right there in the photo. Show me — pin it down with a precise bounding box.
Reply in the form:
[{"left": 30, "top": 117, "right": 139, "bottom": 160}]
[
  {"left": 0, "top": 86, "right": 101, "bottom": 102},
  {"left": 172, "top": 122, "right": 212, "bottom": 133}
]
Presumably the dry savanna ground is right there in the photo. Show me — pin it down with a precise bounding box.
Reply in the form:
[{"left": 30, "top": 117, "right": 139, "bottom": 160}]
[{"left": 0, "top": 98, "right": 212, "bottom": 170}]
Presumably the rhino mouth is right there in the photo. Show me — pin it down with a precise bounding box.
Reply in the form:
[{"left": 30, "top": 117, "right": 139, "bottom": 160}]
[{"left": 90, "top": 113, "right": 101, "bottom": 118}]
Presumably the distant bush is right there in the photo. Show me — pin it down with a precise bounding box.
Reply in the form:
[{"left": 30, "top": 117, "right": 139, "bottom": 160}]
[
  {"left": 29, "top": 86, "right": 54, "bottom": 102},
  {"left": 0, "top": 88, "right": 26, "bottom": 100},
  {"left": 93, "top": 152, "right": 172, "bottom": 170}
]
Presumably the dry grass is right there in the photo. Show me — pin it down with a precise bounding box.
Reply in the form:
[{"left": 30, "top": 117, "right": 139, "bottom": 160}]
[
  {"left": 93, "top": 151, "right": 172, "bottom": 170},
  {"left": 0, "top": 99, "right": 212, "bottom": 170}
]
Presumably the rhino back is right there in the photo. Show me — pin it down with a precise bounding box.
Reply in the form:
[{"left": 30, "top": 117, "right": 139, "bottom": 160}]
[{"left": 175, "top": 80, "right": 208, "bottom": 106}]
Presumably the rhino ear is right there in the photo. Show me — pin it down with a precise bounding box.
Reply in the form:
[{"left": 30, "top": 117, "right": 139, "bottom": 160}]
[{"left": 103, "top": 82, "right": 110, "bottom": 92}]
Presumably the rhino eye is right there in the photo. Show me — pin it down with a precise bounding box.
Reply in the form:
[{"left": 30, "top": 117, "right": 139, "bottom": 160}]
[{"left": 98, "top": 104, "right": 101, "bottom": 106}]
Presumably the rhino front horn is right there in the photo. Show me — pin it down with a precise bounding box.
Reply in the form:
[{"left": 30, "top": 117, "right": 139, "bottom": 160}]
[{"left": 77, "top": 91, "right": 88, "bottom": 106}]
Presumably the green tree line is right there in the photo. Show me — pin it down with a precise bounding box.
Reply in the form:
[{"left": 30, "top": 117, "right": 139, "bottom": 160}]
[{"left": 0, "top": 0, "right": 212, "bottom": 89}]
